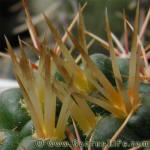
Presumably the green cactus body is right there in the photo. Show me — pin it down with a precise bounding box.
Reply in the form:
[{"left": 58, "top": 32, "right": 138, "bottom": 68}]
[
  {"left": 0, "top": 129, "right": 21, "bottom": 150},
  {"left": 0, "top": 88, "right": 30, "bottom": 130},
  {"left": 89, "top": 53, "right": 150, "bottom": 149},
  {"left": 90, "top": 53, "right": 130, "bottom": 85},
  {"left": 20, "top": 120, "right": 34, "bottom": 138},
  {"left": 17, "top": 136, "right": 70, "bottom": 150},
  {"left": 127, "top": 94, "right": 150, "bottom": 139},
  {"left": 90, "top": 53, "right": 115, "bottom": 85},
  {"left": 92, "top": 116, "right": 141, "bottom": 150},
  {"left": 0, "top": 89, "right": 71, "bottom": 150}
]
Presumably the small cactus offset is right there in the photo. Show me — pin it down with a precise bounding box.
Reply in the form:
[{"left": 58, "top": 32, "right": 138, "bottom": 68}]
[{"left": 1, "top": 1, "right": 150, "bottom": 150}]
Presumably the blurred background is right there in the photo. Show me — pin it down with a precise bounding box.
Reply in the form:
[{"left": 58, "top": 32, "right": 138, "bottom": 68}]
[{"left": 0, "top": 0, "right": 150, "bottom": 90}]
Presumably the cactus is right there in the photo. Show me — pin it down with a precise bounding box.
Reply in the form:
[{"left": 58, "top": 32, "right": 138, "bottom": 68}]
[{"left": 0, "top": 1, "right": 150, "bottom": 150}]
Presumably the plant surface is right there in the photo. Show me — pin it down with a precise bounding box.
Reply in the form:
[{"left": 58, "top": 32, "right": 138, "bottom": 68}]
[{"left": 0, "top": 1, "right": 150, "bottom": 150}]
